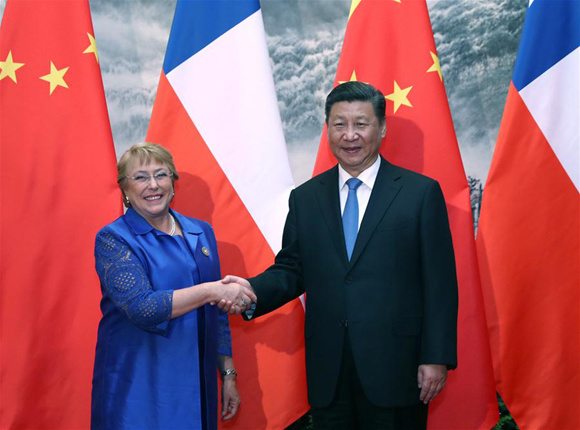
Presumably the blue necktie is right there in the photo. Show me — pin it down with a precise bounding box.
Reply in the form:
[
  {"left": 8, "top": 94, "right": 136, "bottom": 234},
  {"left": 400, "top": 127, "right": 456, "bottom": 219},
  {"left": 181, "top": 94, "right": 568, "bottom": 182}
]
[{"left": 343, "top": 178, "right": 363, "bottom": 260}]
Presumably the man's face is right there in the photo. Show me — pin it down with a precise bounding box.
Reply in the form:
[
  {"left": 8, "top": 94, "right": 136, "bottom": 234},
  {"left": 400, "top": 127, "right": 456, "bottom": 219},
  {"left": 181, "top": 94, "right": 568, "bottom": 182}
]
[{"left": 327, "top": 101, "right": 386, "bottom": 177}]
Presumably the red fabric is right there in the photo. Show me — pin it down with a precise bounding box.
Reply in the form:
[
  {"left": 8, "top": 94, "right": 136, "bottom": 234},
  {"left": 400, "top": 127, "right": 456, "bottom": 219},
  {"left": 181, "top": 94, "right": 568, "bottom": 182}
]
[
  {"left": 0, "top": 0, "right": 121, "bottom": 428},
  {"left": 314, "top": 1, "right": 497, "bottom": 428},
  {"left": 477, "top": 84, "right": 580, "bottom": 429},
  {"left": 147, "top": 72, "right": 308, "bottom": 429}
]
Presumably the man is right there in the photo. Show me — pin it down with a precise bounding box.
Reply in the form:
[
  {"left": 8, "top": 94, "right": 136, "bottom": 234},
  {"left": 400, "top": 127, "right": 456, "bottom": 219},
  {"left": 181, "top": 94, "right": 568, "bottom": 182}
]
[{"left": 226, "top": 81, "right": 458, "bottom": 429}]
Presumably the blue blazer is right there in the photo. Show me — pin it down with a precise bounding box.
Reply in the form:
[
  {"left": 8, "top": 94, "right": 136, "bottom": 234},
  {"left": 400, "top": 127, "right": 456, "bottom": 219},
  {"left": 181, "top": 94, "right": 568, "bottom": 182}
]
[
  {"left": 249, "top": 157, "right": 458, "bottom": 408},
  {"left": 92, "top": 208, "right": 230, "bottom": 430}
]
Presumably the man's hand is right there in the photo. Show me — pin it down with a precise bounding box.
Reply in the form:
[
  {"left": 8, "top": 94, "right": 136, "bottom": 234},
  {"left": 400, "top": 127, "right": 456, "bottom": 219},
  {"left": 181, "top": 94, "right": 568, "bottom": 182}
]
[
  {"left": 417, "top": 364, "right": 447, "bottom": 404},
  {"left": 222, "top": 275, "right": 252, "bottom": 289}
]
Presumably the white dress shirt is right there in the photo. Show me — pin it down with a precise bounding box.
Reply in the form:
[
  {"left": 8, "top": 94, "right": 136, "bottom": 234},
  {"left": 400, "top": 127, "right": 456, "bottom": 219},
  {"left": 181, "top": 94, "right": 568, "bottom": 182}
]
[{"left": 338, "top": 156, "right": 381, "bottom": 231}]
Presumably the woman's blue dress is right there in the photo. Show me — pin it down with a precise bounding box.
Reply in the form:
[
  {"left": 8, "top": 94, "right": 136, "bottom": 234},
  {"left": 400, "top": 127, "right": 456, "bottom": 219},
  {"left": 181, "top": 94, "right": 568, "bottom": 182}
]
[{"left": 91, "top": 208, "right": 231, "bottom": 430}]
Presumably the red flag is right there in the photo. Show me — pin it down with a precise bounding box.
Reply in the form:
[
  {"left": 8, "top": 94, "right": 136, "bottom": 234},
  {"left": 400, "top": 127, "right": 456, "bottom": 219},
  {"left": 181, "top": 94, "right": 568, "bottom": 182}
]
[
  {"left": 477, "top": 1, "right": 579, "bottom": 428},
  {"left": 146, "top": 1, "right": 308, "bottom": 428},
  {"left": 0, "top": 0, "right": 120, "bottom": 428},
  {"left": 314, "top": 1, "right": 497, "bottom": 428}
]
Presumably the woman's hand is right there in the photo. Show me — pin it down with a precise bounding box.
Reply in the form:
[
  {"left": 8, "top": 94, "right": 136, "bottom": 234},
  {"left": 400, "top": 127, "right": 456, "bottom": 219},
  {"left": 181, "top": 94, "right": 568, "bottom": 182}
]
[
  {"left": 172, "top": 278, "right": 256, "bottom": 319},
  {"left": 221, "top": 376, "right": 241, "bottom": 420},
  {"left": 211, "top": 276, "right": 256, "bottom": 314}
]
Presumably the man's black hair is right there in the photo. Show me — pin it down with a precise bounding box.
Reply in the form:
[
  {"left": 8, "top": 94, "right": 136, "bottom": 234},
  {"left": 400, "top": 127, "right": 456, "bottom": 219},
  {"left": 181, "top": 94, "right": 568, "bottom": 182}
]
[{"left": 325, "top": 81, "right": 386, "bottom": 125}]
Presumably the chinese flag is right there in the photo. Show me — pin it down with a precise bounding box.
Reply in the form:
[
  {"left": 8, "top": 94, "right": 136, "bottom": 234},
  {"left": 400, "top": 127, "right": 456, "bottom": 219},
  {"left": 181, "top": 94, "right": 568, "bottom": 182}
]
[
  {"left": 477, "top": 0, "right": 579, "bottom": 428},
  {"left": 0, "top": 0, "right": 120, "bottom": 428},
  {"left": 314, "top": 1, "right": 497, "bottom": 428}
]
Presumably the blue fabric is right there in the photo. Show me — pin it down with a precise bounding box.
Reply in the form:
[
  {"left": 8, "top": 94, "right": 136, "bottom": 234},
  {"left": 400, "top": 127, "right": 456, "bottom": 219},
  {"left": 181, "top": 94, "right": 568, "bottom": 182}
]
[
  {"left": 91, "top": 208, "right": 231, "bottom": 430},
  {"left": 342, "top": 178, "right": 363, "bottom": 260},
  {"left": 513, "top": 0, "right": 580, "bottom": 91}
]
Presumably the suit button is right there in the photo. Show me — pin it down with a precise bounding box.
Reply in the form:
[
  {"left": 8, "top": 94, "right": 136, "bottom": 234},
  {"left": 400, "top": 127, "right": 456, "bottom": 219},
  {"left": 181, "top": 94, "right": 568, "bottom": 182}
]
[
  {"left": 339, "top": 320, "right": 348, "bottom": 328},
  {"left": 345, "top": 277, "right": 353, "bottom": 284}
]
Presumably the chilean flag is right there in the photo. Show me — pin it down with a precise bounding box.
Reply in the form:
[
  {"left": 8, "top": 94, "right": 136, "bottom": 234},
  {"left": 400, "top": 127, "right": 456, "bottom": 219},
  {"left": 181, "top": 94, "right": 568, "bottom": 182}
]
[
  {"left": 146, "top": 1, "right": 308, "bottom": 428},
  {"left": 477, "top": 0, "right": 579, "bottom": 428}
]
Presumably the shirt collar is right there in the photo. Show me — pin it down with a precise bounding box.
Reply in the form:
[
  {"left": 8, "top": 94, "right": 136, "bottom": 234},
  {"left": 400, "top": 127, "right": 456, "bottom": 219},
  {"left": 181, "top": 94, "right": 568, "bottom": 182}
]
[
  {"left": 338, "top": 156, "right": 381, "bottom": 191},
  {"left": 125, "top": 207, "right": 203, "bottom": 236},
  {"left": 172, "top": 209, "right": 203, "bottom": 235},
  {"left": 124, "top": 207, "right": 154, "bottom": 235}
]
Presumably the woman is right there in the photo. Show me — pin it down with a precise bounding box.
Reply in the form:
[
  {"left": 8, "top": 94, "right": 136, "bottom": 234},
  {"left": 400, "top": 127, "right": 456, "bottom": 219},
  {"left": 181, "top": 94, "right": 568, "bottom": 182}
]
[{"left": 91, "top": 142, "right": 255, "bottom": 429}]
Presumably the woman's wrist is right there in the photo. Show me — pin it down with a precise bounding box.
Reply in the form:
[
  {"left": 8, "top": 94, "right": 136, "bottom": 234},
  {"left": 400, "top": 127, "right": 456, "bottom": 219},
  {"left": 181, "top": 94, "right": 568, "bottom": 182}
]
[
  {"left": 201, "top": 281, "right": 218, "bottom": 305},
  {"left": 221, "top": 368, "right": 237, "bottom": 381}
]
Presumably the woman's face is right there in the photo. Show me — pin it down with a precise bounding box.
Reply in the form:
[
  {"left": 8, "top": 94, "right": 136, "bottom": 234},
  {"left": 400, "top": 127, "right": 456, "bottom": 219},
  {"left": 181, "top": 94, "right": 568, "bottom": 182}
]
[{"left": 122, "top": 160, "right": 173, "bottom": 222}]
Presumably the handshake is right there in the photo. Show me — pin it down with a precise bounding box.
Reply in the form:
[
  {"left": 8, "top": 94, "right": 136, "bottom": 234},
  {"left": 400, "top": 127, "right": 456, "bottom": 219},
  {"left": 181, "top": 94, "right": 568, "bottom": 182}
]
[{"left": 210, "top": 275, "right": 257, "bottom": 315}]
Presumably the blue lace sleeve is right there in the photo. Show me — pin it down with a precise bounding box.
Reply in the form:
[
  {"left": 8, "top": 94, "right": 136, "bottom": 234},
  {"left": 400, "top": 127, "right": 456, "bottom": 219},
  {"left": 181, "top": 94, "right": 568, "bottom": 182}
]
[
  {"left": 217, "top": 308, "right": 232, "bottom": 357},
  {"left": 95, "top": 228, "right": 173, "bottom": 335}
]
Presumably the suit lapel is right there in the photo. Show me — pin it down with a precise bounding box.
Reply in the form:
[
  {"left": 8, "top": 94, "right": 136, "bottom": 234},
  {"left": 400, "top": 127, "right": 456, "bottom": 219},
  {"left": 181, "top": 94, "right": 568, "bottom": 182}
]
[
  {"left": 348, "top": 158, "right": 402, "bottom": 268},
  {"left": 315, "top": 166, "right": 350, "bottom": 266}
]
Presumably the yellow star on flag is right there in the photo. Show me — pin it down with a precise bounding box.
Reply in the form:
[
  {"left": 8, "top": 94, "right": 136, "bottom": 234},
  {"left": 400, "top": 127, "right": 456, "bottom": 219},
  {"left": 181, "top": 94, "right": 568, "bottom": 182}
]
[
  {"left": 40, "top": 62, "right": 69, "bottom": 95},
  {"left": 0, "top": 51, "right": 25, "bottom": 83},
  {"left": 385, "top": 80, "right": 413, "bottom": 114},
  {"left": 393, "top": 0, "right": 402, "bottom": 3},
  {"left": 83, "top": 32, "right": 99, "bottom": 63},
  {"left": 339, "top": 70, "right": 359, "bottom": 85},
  {"left": 348, "top": 0, "right": 362, "bottom": 20},
  {"left": 427, "top": 51, "right": 442, "bottom": 81}
]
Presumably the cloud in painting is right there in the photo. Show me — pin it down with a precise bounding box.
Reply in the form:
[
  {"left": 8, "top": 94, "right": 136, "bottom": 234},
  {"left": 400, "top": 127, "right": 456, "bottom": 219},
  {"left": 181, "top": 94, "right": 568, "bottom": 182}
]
[
  {"left": 430, "top": 0, "right": 527, "bottom": 181},
  {"left": 91, "top": 0, "right": 176, "bottom": 157},
  {"left": 262, "top": 0, "right": 348, "bottom": 184}
]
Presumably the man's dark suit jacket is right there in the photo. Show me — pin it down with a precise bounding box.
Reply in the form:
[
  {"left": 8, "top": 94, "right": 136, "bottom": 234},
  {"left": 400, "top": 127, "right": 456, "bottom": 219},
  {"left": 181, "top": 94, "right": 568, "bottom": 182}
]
[{"left": 249, "top": 157, "right": 458, "bottom": 409}]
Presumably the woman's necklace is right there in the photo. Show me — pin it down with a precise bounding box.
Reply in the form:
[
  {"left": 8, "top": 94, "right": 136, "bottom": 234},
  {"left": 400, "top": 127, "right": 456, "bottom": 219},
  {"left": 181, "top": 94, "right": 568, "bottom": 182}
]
[{"left": 168, "top": 214, "right": 176, "bottom": 236}]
